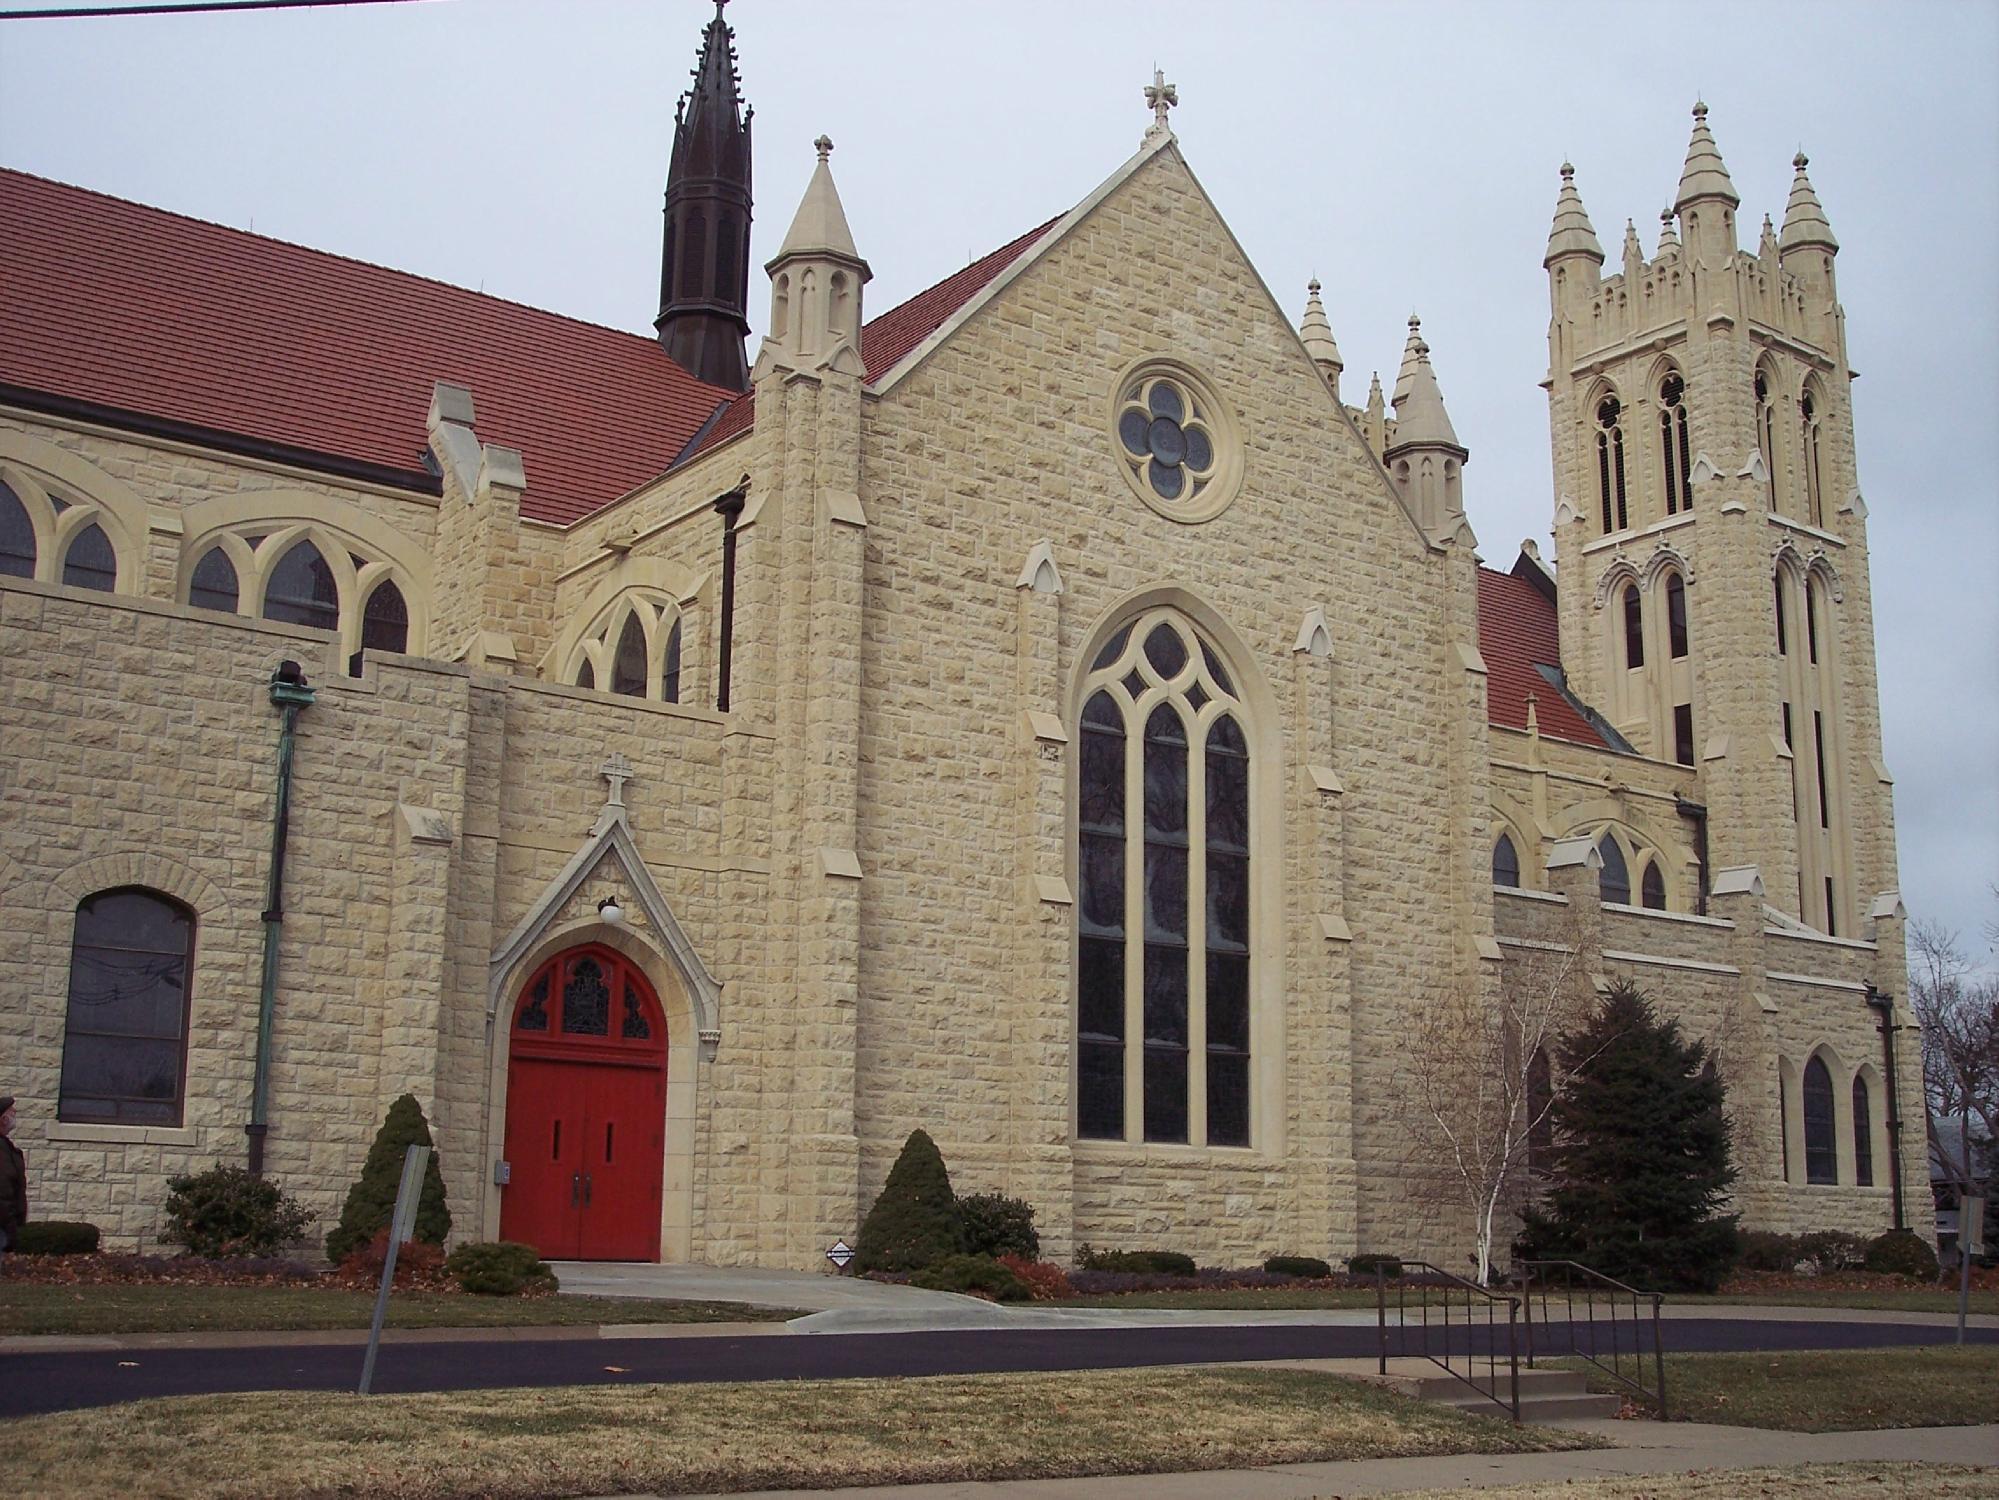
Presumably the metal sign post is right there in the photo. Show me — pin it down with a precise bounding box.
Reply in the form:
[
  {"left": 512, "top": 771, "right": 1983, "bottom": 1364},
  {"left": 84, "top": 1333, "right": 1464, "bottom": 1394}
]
[
  {"left": 358, "top": 1144, "right": 431, "bottom": 1395},
  {"left": 1958, "top": 1193, "right": 1984, "bottom": 1346}
]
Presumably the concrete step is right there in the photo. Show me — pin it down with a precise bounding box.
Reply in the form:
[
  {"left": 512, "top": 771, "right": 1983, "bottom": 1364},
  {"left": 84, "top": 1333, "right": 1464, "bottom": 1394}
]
[{"left": 1433, "top": 1388, "right": 1627, "bottom": 1423}]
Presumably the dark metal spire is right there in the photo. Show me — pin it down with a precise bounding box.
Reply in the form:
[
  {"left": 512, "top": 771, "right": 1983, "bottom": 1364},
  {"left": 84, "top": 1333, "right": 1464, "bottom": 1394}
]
[{"left": 656, "top": 0, "right": 753, "bottom": 391}]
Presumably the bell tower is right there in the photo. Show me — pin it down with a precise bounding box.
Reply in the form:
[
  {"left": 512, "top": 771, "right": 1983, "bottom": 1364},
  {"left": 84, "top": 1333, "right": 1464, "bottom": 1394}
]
[
  {"left": 1542, "top": 106, "right": 1894, "bottom": 938},
  {"left": 655, "top": 1, "right": 754, "bottom": 392}
]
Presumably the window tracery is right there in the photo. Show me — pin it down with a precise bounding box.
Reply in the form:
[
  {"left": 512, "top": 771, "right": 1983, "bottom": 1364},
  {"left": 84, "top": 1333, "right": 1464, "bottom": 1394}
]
[
  {"left": 1595, "top": 393, "right": 1628, "bottom": 533},
  {"left": 1077, "top": 609, "right": 1251, "bottom": 1148},
  {"left": 1659, "top": 371, "right": 1692, "bottom": 515},
  {"left": 568, "top": 592, "right": 685, "bottom": 704}
]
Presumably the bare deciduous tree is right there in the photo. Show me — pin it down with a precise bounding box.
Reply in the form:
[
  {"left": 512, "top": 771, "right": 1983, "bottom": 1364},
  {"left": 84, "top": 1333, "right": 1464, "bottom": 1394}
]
[
  {"left": 1396, "top": 939, "right": 1588, "bottom": 1285},
  {"left": 1910, "top": 915, "right": 1999, "bottom": 1194}
]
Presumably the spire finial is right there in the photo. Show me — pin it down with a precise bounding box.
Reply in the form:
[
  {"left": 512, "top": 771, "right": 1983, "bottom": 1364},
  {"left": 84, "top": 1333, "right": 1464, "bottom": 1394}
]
[
  {"left": 1298, "top": 278, "right": 1343, "bottom": 390},
  {"left": 1143, "top": 67, "right": 1178, "bottom": 143},
  {"left": 1560, "top": 160, "right": 1575, "bottom": 182},
  {"left": 814, "top": 134, "right": 833, "bottom": 163},
  {"left": 1794, "top": 150, "right": 1810, "bottom": 173},
  {"left": 1676, "top": 96, "right": 1739, "bottom": 213},
  {"left": 1693, "top": 98, "right": 1708, "bottom": 121},
  {"left": 1780, "top": 145, "right": 1838, "bottom": 256},
  {"left": 1546, "top": 159, "right": 1605, "bottom": 269}
]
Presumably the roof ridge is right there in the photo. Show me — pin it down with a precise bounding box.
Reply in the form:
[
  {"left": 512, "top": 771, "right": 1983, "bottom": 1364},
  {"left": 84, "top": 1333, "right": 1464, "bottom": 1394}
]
[
  {"left": 872, "top": 212, "right": 1065, "bottom": 317},
  {"left": 2, "top": 166, "right": 729, "bottom": 377}
]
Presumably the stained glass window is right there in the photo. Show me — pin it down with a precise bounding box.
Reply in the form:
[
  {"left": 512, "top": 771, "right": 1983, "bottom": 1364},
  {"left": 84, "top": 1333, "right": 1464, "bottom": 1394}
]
[
  {"left": 1597, "top": 833, "right": 1630, "bottom": 906},
  {"left": 59, "top": 888, "right": 193, "bottom": 1124},
  {"left": 1492, "top": 834, "right": 1520, "bottom": 888},
  {"left": 189, "top": 548, "right": 239, "bottom": 614},
  {"left": 611, "top": 614, "right": 648, "bottom": 698},
  {"left": 1852, "top": 1076, "right": 1874, "bottom": 1187},
  {"left": 265, "top": 540, "right": 339, "bottom": 632},
  {"left": 351, "top": 579, "right": 409, "bottom": 676},
  {"left": 63, "top": 521, "right": 116, "bottom": 592},
  {"left": 516, "top": 974, "right": 550, "bottom": 1031},
  {"left": 563, "top": 958, "right": 610, "bottom": 1036},
  {"left": 0, "top": 481, "right": 36, "bottom": 578},
  {"left": 622, "top": 979, "right": 652, "bottom": 1040},
  {"left": 1803, "top": 1056, "right": 1837, "bottom": 1185}
]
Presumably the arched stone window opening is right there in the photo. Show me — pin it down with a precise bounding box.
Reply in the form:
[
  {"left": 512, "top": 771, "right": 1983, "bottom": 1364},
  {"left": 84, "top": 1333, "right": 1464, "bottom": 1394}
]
[
  {"left": 1492, "top": 832, "right": 1521, "bottom": 888},
  {"left": 1659, "top": 371, "right": 1692, "bottom": 515},
  {"left": 1076, "top": 609, "right": 1252, "bottom": 1149},
  {"left": 610, "top": 612, "right": 648, "bottom": 697},
  {"left": 567, "top": 592, "right": 687, "bottom": 704},
  {"left": 1640, "top": 861, "right": 1667, "bottom": 911},
  {"left": 188, "top": 548, "right": 239, "bottom": 614},
  {"left": 1622, "top": 583, "right": 1644, "bottom": 669},
  {"left": 60, "top": 887, "right": 195, "bottom": 1126},
  {"left": 1665, "top": 573, "right": 1689, "bottom": 659},
  {"left": 62, "top": 520, "right": 117, "bottom": 592},
  {"left": 263, "top": 539, "right": 340, "bottom": 633},
  {"left": 1755, "top": 366, "right": 1778, "bottom": 511},
  {"left": 1851, "top": 1074, "right": 1874, "bottom": 1188},
  {"left": 0, "top": 480, "right": 37, "bottom": 578},
  {"left": 1774, "top": 573, "right": 1788, "bottom": 656},
  {"left": 1595, "top": 394, "right": 1628, "bottom": 533},
  {"left": 1800, "top": 384, "right": 1826, "bottom": 526},
  {"left": 1596, "top": 832, "right": 1631, "bottom": 906},
  {"left": 1802, "top": 1055, "right": 1837, "bottom": 1185},
  {"left": 350, "top": 578, "right": 409, "bottom": 676}
]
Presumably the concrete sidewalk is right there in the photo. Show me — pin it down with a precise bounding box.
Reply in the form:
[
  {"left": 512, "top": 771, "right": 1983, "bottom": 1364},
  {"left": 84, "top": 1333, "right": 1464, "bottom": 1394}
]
[{"left": 634, "top": 1420, "right": 1999, "bottom": 1500}]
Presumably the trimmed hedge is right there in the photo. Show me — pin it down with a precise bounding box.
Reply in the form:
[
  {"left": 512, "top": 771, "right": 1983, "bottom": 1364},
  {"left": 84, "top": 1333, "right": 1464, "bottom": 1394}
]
[
  {"left": 1077, "top": 1247, "right": 1198, "bottom": 1275},
  {"left": 10, "top": 1220, "right": 100, "bottom": 1255},
  {"left": 443, "top": 1240, "right": 557, "bottom": 1296},
  {"left": 1348, "top": 1254, "right": 1404, "bottom": 1278},
  {"left": 855, "top": 1130, "right": 965, "bottom": 1273},
  {"left": 909, "top": 1253, "right": 1032, "bottom": 1302},
  {"left": 1863, "top": 1229, "right": 1939, "bottom": 1280},
  {"left": 1263, "top": 1255, "right": 1332, "bottom": 1279},
  {"left": 960, "top": 1193, "right": 1040, "bottom": 1260},
  {"left": 163, "top": 1165, "right": 315, "bottom": 1257}
]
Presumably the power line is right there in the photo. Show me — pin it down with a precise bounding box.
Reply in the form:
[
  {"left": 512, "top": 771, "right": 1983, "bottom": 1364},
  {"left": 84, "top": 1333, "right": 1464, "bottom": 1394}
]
[{"left": 1, "top": 0, "right": 430, "bottom": 19}]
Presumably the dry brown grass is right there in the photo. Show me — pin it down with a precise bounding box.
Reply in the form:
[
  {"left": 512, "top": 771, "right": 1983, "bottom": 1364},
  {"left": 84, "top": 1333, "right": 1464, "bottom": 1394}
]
[
  {"left": 3, "top": 1366, "right": 1592, "bottom": 1499},
  {"left": 1372, "top": 1461, "right": 1999, "bottom": 1498}
]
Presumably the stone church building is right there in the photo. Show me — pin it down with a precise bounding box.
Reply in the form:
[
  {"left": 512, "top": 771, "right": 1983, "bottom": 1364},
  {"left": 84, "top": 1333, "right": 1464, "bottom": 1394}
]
[{"left": 0, "top": 10, "right": 1924, "bottom": 1266}]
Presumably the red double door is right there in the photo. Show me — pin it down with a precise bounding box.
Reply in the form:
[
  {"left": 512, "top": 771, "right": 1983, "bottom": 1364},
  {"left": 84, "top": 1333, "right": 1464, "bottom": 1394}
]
[{"left": 500, "top": 946, "right": 667, "bottom": 1262}]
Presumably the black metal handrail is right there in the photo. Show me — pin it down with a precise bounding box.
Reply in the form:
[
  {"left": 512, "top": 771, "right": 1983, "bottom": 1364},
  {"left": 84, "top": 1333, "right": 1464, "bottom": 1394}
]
[
  {"left": 1517, "top": 1258, "right": 1668, "bottom": 1418},
  {"left": 1375, "top": 1260, "right": 1520, "bottom": 1421}
]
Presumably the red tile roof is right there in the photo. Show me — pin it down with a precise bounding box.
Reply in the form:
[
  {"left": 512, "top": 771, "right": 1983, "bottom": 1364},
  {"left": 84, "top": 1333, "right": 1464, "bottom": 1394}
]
[
  {"left": 1477, "top": 566, "right": 1613, "bottom": 749},
  {"left": 0, "top": 168, "right": 736, "bottom": 526},
  {"left": 684, "top": 213, "right": 1063, "bottom": 464}
]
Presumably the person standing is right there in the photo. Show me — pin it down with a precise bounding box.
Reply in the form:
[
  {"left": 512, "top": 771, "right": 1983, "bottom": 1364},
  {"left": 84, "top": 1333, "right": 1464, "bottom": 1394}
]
[{"left": 0, "top": 1096, "right": 24, "bottom": 1269}]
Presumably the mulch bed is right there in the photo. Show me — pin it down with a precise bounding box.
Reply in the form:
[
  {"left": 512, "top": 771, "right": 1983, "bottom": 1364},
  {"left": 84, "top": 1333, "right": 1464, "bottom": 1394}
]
[
  {"left": 1716, "top": 1266, "right": 1998, "bottom": 1297},
  {"left": 1, "top": 1250, "right": 485, "bottom": 1296}
]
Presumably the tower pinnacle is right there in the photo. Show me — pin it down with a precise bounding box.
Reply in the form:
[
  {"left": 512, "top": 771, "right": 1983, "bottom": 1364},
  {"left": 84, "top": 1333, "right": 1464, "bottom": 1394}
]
[
  {"left": 656, "top": 1, "right": 755, "bottom": 391},
  {"left": 1674, "top": 99, "right": 1739, "bottom": 212},
  {"left": 1298, "top": 278, "right": 1343, "bottom": 395},
  {"left": 1779, "top": 151, "right": 1839, "bottom": 255},
  {"left": 1545, "top": 161, "right": 1606, "bottom": 268}
]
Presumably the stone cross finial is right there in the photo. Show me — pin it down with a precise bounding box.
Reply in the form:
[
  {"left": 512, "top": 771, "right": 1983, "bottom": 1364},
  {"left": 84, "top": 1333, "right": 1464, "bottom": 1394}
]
[
  {"left": 814, "top": 134, "right": 833, "bottom": 163},
  {"left": 1143, "top": 68, "right": 1177, "bottom": 142},
  {"left": 600, "top": 751, "right": 635, "bottom": 811}
]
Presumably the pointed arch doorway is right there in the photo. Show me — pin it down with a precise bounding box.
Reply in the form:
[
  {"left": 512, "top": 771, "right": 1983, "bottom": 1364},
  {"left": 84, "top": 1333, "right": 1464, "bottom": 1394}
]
[{"left": 499, "top": 945, "right": 667, "bottom": 1261}]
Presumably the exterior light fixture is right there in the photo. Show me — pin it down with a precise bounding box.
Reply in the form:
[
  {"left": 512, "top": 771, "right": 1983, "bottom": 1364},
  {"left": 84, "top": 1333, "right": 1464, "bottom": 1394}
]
[{"left": 597, "top": 894, "right": 625, "bottom": 926}]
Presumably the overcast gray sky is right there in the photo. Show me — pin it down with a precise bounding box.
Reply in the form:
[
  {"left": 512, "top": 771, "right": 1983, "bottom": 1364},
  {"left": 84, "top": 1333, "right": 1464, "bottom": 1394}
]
[{"left": 3, "top": 0, "right": 1994, "bottom": 955}]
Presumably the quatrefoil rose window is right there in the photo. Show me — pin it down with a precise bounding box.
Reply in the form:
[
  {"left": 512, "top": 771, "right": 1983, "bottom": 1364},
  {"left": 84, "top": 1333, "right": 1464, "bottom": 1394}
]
[{"left": 1110, "top": 361, "right": 1242, "bottom": 522}]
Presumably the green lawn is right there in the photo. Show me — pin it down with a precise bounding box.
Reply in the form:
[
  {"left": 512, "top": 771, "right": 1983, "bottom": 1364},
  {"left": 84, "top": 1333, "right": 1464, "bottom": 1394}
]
[
  {"left": 1048, "top": 1284, "right": 1996, "bottom": 1315},
  {"left": 0, "top": 1367, "right": 1597, "bottom": 1500},
  {"left": 0, "top": 1282, "right": 796, "bottom": 1336},
  {"left": 1048, "top": 1286, "right": 1382, "bottom": 1310},
  {"left": 1564, "top": 1345, "right": 1999, "bottom": 1430}
]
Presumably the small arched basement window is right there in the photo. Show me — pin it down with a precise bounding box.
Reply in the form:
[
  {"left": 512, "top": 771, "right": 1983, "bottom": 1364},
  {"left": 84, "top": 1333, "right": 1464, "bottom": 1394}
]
[
  {"left": 0, "top": 481, "right": 36, "bottom": 578},
  {"left": 1597, "top": 833, "right": 1630, "bottom": 906},
  {"left": 62, "top": 521, "right": 117, "bottom": 592},
  {"left": 1803, "top": 1056, "right": 1837, "bottom": 1185},
  {"left": 1492, "top": 833, "right": 1520, "bottom": 888}
]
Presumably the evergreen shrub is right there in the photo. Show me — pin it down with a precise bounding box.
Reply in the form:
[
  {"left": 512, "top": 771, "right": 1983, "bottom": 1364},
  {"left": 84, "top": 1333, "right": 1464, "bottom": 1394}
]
[
  {"left": 444, "top": 1240, "right": 557, "bottom": 1296},
  {"left": 1348, "top": 1254, "right": 1404, "bottom": 1278},
  {"left": 854, "top": 1129, "right": 965, "bottom": 1273},
  {"left": 1075, "top": 1247, "right": 1197, "bottom": 1275},
  {"left": 11, "top": 1221, "right": 100, "bottom": 1255},
  {"left": 163, "top": 1165, "right": 315, "bottom": 1257},
  {"left": 325, "top": 1094, "right": 452, "bottom": 1264},
  {"left": 960, "top": 1192, "right": 1040, "bottom": 1259},
  {"left": 1863, "top": 1229, "right": 1940, "bottom": 1280},
  {"left": 1514, "top": 983, "right": 1739, "bottom": 1292},
  {"left": 1796, "top": 1230, "right": 1869, "bottom": 1272},
  {"left": 1264, "top": 1255, "right": 1332, "bottom": 1279},
  {"left": 909, "top": 1252, "right": 1032, "bottom": 1301}
]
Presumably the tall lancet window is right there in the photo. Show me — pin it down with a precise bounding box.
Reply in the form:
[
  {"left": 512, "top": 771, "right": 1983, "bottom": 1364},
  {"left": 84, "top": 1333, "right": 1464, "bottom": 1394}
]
[
  {"left": 1755, "top": 368, "right": 1778, "bottom": 510},
  {"left": 1800, "top": 385, "right": 1826, "bottom": 526},
  {"left": 1077, "top": 610, "right": 1252, "bottom": 1148},
  {"left": 1659, "top": 372, "right": 1692, "bottom": 514},
  {"left": 1596, "top": 395, "right": 1628, "bottom": 533}
]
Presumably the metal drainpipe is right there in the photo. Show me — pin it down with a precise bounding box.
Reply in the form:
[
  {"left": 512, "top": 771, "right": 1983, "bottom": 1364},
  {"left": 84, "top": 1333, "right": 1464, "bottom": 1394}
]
[
  {"left": 1865, "top": 985, "right": 1907, "bottom": 1232},
  {"left": 1675, "top": 796, "right": 1710, "bottom": 915},
  {"left": 248, "top": 659, "right": 317, "bottom": 1177},
  {"left": 713, "top": 483, "right": 746, "bottom": 713}
]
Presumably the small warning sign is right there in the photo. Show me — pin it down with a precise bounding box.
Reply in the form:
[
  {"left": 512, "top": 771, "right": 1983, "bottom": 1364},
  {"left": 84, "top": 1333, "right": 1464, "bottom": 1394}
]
[{"left": 826, "top": 1238, "right": 855, "bottom": 1269}]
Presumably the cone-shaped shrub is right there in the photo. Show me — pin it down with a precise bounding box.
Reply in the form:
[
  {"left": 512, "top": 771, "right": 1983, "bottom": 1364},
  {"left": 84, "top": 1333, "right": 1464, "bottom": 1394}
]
[
  {"left": 854, "top": 1129, "right": 965, "bottom": 1273},
  {"left": 325, "top": 1094, "right": 452, "bottom": 1263}
]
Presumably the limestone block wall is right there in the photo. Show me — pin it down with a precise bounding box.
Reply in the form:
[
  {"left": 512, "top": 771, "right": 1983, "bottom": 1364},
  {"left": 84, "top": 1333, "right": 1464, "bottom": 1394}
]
[
  {"left": 0, "top": 578, "right": 469, "bottom": 1249},
  {"left": 839, "top": 145, "right": 1466, "bottom": 1268}
]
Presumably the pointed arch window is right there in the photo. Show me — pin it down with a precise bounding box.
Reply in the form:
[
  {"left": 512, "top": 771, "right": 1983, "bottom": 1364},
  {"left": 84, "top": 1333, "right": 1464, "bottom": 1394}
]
[
  {"left": 662, "top": 618, "right": 683, "bottom": 704},
  {"left": 1852, "top": 1076, "right": 1874, "bottom": 1187},
  {"left": 1665, "top": 573, "right": 1689, "bottom": 658},
  {"left": 1659, "top": 372, "right": 1692, "bottom": 514},
  {"left": 62, "top": 521, "right": 117, "bottom": 592},
  {"left": 569, "top": 593, "right": 686, "bottom": 703},
  {"left": 264, "top": 540, "right": 340, "bottom": 632},
  {"left": 1755, "top": 368, "right": 1778, "bottom": 510},
  {"left": 610, "top": 612, "right": 649, "bottom": 697},
  {"left": 1802, "top": 1056, "right": 1837, "bottom": 1184},
  {"left": 350, "top": 578, "right": 408, "bottom": 675},
  {"left": 0, "top": 481, "right": 36, "bottom": 578},
  {"left": 1800, "top": 386, "right": 1825, "bottom": 526},
  {"left": 188, "top": 548, "right": 239, "bottom": 614},
  {"left": 1492, "top": 833, "right": 1521, "bottom": 888},
  {"left": 1595, "top": 395, "right": 1628, "bottom": 533},
  {"left": 1597, "top": 833, "right": 1630, "bottom": 906},
  {"left": 1640, "top": 861, "right": 1667, "bottom": 910},
  {"left": 60, "top": 888, "right": 194, "bottom": 1125},
  {"left": 1622, "top": 583, "right": 1644, "bottom": 669},
  {"left": 1077, "top": 611, "right": 1252, "bottom": 1148}
]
